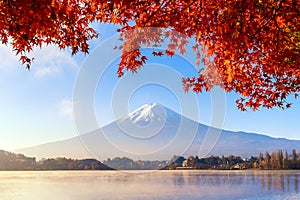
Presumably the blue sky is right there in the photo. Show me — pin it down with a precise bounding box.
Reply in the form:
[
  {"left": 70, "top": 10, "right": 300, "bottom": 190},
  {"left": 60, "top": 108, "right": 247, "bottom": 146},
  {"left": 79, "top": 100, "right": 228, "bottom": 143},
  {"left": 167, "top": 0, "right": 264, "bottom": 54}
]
[{"left": 0, "top": 23, "right": 300, "bottom": 150}]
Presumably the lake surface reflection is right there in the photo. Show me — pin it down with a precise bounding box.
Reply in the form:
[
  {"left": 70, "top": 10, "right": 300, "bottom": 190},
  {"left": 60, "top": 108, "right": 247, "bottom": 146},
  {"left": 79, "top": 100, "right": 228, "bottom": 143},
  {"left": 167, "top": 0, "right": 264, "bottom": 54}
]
[{"left": 0, "top": 170, "right": 299, "bottom": 200}]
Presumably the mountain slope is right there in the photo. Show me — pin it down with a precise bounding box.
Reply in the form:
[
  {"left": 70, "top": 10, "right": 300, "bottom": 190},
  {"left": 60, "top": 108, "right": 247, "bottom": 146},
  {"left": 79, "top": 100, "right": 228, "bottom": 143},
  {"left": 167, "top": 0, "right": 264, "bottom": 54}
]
[{"left": 16, "top": 103, "right": 300, "bottom": 160}]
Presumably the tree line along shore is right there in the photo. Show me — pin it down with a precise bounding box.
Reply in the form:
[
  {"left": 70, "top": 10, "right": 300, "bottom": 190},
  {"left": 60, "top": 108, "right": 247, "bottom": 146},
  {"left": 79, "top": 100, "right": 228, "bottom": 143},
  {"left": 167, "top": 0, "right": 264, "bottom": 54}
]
[{"left": 1, "top": 149, "right": 300, "bottom": 170}]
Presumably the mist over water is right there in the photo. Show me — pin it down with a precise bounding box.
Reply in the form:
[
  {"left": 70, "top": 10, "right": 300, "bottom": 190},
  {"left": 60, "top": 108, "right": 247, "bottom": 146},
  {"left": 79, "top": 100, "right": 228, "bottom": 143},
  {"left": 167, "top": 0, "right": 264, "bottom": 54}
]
[{"left": 0, "top": 170, "right": 299, "bottom": 200}]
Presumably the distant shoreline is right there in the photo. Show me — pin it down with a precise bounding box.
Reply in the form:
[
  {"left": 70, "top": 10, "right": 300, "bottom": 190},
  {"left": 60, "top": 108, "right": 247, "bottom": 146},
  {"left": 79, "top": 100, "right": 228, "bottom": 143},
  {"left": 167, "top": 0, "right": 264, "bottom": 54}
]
[{"left": 2, "top": 149, "right": 300, "bottom": 171}]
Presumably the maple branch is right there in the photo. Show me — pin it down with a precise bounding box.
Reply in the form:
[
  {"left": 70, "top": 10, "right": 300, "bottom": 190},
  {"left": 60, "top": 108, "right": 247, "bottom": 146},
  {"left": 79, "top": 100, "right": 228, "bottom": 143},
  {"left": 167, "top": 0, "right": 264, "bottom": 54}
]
[
  {"left": 143, "top": 0, "right": 173, "bottom": 26},
  {"left": 180, "top": 0, "right": 198, "bottom": 13},
  {"left": 274, "top": 18, "right": 281, "bottom": 55},
  {"left": 250, "top": 0, "right": 284, "bottom": 39},
  {"left": 273, "top": 0, "right": 284, "bottom": 55},
  {"left": 239, "top": 0, "right": 245, "bottom": 33},
  {"left": 155, "top": 0, "right": 198, "bottom": 28}
]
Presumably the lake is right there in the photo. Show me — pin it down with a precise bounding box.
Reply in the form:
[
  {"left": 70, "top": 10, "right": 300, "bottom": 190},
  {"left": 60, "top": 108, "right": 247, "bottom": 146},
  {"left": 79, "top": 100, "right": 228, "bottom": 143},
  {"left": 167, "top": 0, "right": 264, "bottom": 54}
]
[{"left": 0, "top": 170, "right": 299, "bottom": 200}]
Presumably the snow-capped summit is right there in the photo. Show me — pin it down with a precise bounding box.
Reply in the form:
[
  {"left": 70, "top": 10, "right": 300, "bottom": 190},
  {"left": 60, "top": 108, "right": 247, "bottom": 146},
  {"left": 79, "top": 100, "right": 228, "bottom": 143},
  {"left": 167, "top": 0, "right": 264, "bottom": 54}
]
[{"left": 128, "top": 103, "right": 167, "bottom": 127}]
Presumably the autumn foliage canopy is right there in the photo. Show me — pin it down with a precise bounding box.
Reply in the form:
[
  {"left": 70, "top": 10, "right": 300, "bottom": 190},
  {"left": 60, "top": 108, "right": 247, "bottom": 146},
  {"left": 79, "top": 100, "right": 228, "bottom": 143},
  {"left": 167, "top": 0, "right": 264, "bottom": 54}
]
[{"left": 0, "top": 0, "right": 299, "bottom": 110}]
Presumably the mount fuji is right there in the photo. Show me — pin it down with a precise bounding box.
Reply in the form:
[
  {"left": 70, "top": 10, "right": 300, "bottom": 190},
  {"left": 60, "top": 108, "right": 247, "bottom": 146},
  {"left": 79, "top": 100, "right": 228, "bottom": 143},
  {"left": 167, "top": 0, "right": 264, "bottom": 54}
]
[{"left": 17, "top": 103, "right": 300, "bottom": 160}]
